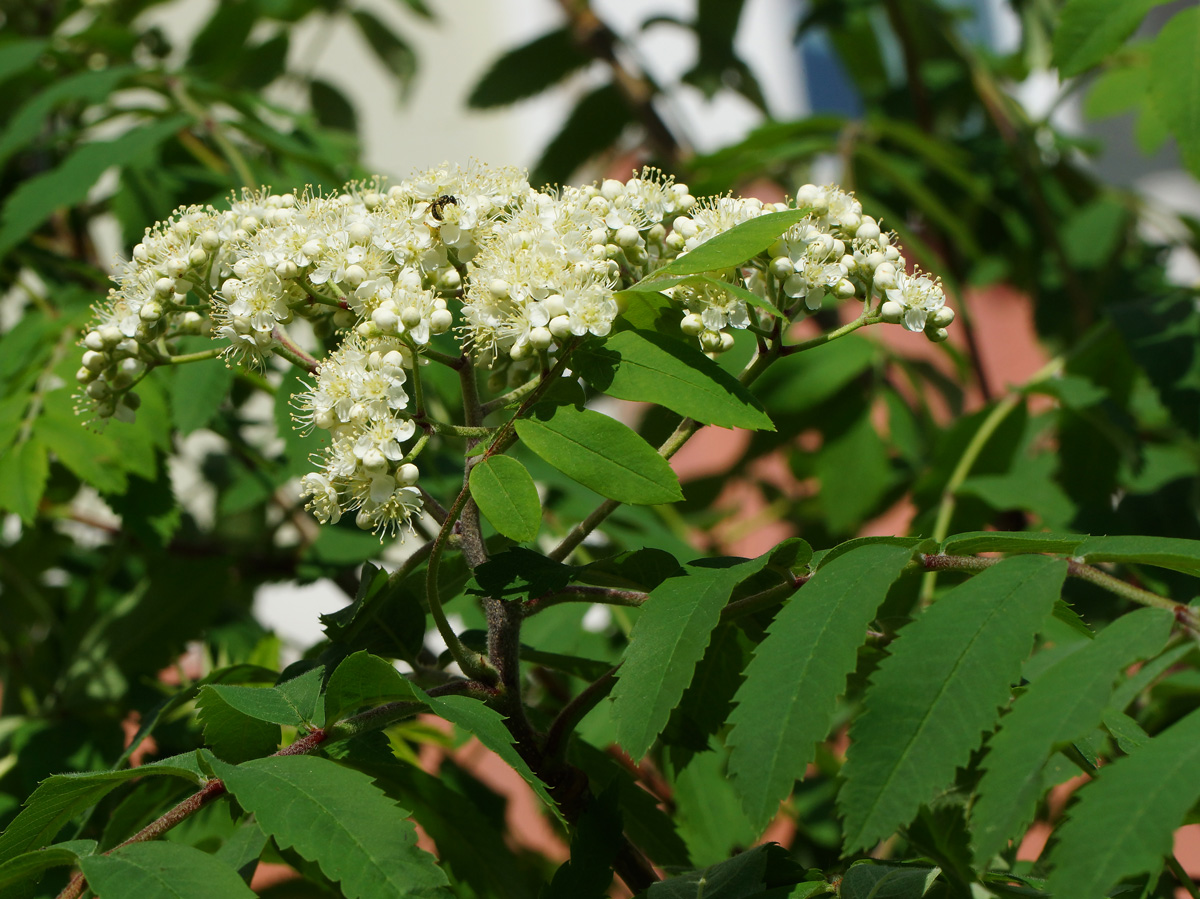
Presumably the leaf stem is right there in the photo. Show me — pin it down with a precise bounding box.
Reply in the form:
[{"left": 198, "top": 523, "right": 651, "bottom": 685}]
[
  {"left": 522, "top": 585, "right": 648, "bottom": 615},
  {"left": 166, "top": 77, "right": 256, "bottom": 191},
  {"left": 271, "top": 327, "right": 320, "bottom": 373}
]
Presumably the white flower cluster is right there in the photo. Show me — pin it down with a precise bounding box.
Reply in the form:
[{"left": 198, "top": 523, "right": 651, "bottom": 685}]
[
  {"left": 293, "top": 333, "right": 423, "bottom": 534},
  {"left": 81, "top": 161, "right": 954, "bottom": 537}
]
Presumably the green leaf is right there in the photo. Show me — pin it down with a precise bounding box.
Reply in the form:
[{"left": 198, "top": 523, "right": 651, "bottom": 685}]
[
  {"left": 611, "top": 550, "right": 785, "bottom": 760},
  {"left": 971, "top": 608, "right": 1172, "bottom": 863},
  {"left": 840, "top": 862, "right": 941, "bottom": 899},
  {"left": 576, "top": 329, "right": 774, "bottom": 430},
  {"left": 310, "top": 78, "right": 358, "bottom": 132},
  {"left": 0, "top": 39, "right": 47, "bottom": 85},
  {"left": 469, "top": 455, "right": 542, "bottom": 542},
  {"left": 207, "top": 753, "right": 450, "bottom": 898},
  {"left": 752, "top": 333, "right": 876, "bottom": 414},
  {"left": 0, "top": 66, "right": 137, "bottom": 168},
  {"left": 1085, "top": 60, "right": 1150, "bottom": 119},
  {"left": 815, "top": 410, "right": 894, "bottom": 534},
  {"left": 324, "top": 651, "right": 419, "bottom": 725},
  {"left": 1045, "top": 706, "right": 1200, "bottom": 899},
  {"left": 1052, "top": 0, "right": 1166, "bottom": 77},
  {"left": 351, "top": 10, "right": 416, "bottom": 94},
  {"left": 645, "top": 843, "right": 789, "bottom": 898},
  {"left": 727, "top": 544, "right": 916, "bottom": 831},
  {"left": 414, "top": 689, "right": 565, "bottom": 824},
  {"left": 35, "top": 405, "right": 128, "bottom": 494},
  {"left": 467, "top": 546, "right": 577, "bottom": 601},
  {"left": 79, "top": 841, "right": 255, "bottom": 898},
  {"left": 0, "top": 756, "right": 203, "bottom": 863},
  {"left": 194, "top": 688, "right": 281, "bottom": 763},
  {"left": 636, "top": 208, "right": 811, "bottom": 282},
  {"left": 1148, "top": 7, "right": 1200, "bottom": 177},
  {"left": 543, "top": 790, "right": 622, "bottom": 899},
  {"left": 939, "top": 531, "right": 1086, "bottom": 556},
  {"left": 532, "top": 83, "right": 633, "bottom": 185},
  {"left": 1076, "top": 534, "right": 1200, "bottom": 576},
  {"left": 200, "top": 667, "right": 323, "bottom": 729},
  {"left": 467, "top": 28, "right": 591, "bottom": 109},
  {"left": 169, "top": 347, "right": 234, "bottom": 435},
  {"left": 0, "top": 436, "right": 48, "bottom": 523},
  {"left": 672, "top": 746, "right": 757, "bottom": 865},
  {"left": 0, "top": 116, "right": 188, "bottom": 258},
  {"left": 838, "top": 555, "right": 1068, "bottom": 852},
  {"left": 515, "top": 405, "right": 682, "bottom": 505},
  {"left": 639, "top": 272, "right": 785, "bottom": 318},
  {"left": 0, "top": 841, "right": 95, "bottom": 893}
]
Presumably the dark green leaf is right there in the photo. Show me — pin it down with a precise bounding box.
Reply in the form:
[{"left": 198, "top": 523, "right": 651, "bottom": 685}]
[
  {"left": 208, "top": 753, "right": 450, "bottom": 898},
  {"left": 939, "top": 531, "right": 1086, "bottom": 556},
  {"left": 839, "top": 556, "right": 1068, "bottom": 852},
  {"left": 645, "top": 843, "right": 785, "bottom": 898},
  {"left": 469, "top": 455, "right": 541, "bottom": 542},
  {"left": 515, "top": 405, "right": 682, "bottom": 504},
  {"left": 467, "top": 28, "right": 591, "bottom": 109},
  {"left": 1053, "top": 0, "right": 1167, "bottom": 77},
  {"left": 840, "top": 862, "right": 941, "bottom": 899},
  {"left": 0, "top": 39, "right": 47, "bottom": 85},
  {"left": 815, "top": 410, "right": 894, "bottom": 534},
  {"left": 752, "top": 334, "right": 876, "bottom": 415},
  {"left": 971, "top": 608, "right": 1172, "bottom": 863},
  {"left": 612, "top": 551, "right": 786, "bottom": 760},
  {"left": 194, "top": 688, "right": 281, "bottom": 764},
  {"left": 199, "top": 667, "right": 323, "bottom": 730},
  {"left": 310, "top": 78, "right": 358, "bottom": 132},
  {"left": 543, "top": 789, "right": 622, "bottom": 899},
  {"left": 169, "top": 347, "right": 233, "bottom": 435},
  {"left": 352, "top": 10, "right": 417, "bottom": 95},
  {"left": 0, "top": 116, "right": 188, "bottom": 258},
  {"left": 79, "top": 841, "right": 255, "bottom": 898},
  {"left": 324, "top": 651, "right": 419, "bottom": 725},
  {"left": 727, "top": 544, "right": 915, "bottom": 831},
  {"left": 1045, "top": 706, "right": 1200, "bottom": 899},
  {"left": 577, "top": 330, "right": 773, "bottom": 430},
  {"left": 532, "top": 83, "right": 632, "bottom": 185}
]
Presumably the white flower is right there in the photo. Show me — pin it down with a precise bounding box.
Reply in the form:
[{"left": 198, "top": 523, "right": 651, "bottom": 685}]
[{"left": 885, "top": 270, "right": 946, "bottom": 332}]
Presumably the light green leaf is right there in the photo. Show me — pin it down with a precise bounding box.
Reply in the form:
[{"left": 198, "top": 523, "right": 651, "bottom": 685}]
[
  {"left": 971, "top": 608, "right": 1172, "bottom": 863},
  {"left": 0, "top": 840, "right": 95, "bottom": 893},
  {"left": 0, "top": 436, "right": 48, "bottom": 523},
  {"left": 515, "top": 406, "right": 682, "bottom": 505},
  {"left": 838, "top": 555, "right": 1067, "bottom": 852},
  {"left": 578, "top": 329, "right": 773, "bottom": 430},
  {"left": 612, "top": 548, "right": 789, "bottom": 760},
  {"left": 727, "top": 544, "right": 915, "bottom": 831},
  {"left": 208, "top": 753, "right": 450, "bottom": 898},
  {"left": 80, "top": 840, "right": 254, "bottom": 898},
  {"left": 0, "top": 756, "right": 203, "bottom": 863},
  {"left": 1076, "top": 534, "right": 1200, "bottom": 576},
  {"left": 469, "top": 455, "right": 542, "bottom": 542},
  {"left": 639, "top": 273, "right": 786, "bottom": 318},
  {"left": 199, "top": 669, "right": 323, "bottom": 729},
  {"left": 0, "top": 116, "right": 187, "bottom": 258},
  {"left": 1045, "top": 706, "right": 1200, "bottom": 899},
  {"left": 1085, "top": 60, "right": 1150, "bottom": 120},
  {"left": 324, "top": 651, "right": 420, "bottom": 725},
  {"left": 637, "top": 208, "right": 811, "bottom": 282},
  {"left": 1053, "top": 0, "right": 1166, "bottom": 77},
  {"left": 169, "top": 346, "right": 234, "bottom": 435},
  {"left": 1148, "top": 6, "right": 1200, "bottom": 178}
]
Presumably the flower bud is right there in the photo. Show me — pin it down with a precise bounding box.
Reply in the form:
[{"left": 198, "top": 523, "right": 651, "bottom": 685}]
[
  {"left": 699, "top": 329, "right": 723, "bottom": 352},
  {"left": 139, "top": 302, "right": 162, "bottom": 322},
  {"left": 132, "top": 243, "right": 149, "bottom": 263},
  {"left": 276, "top": 260, "right": 298, "bottom": 280},
  {"left": 154, "top": 277, "right": 176, "bottom": 297},
  {"left": 84, "top": 330, "right": 106, "bottom": 351},
  {"left": 488, "top": 279, "right": 510, "bottom": 299},
  {"left": 430, "top": 309, "right": 453, "bottom": 334},
  {"left": 926, "top": 327, "right": 949, "bottom": 343},
  {"left": 372, "top": 306, "right": 398, "bottom": 333},
  {"left": 879, "top": 300, "right": 905, "bottom": 323},
  {"left": 100, "top": 325, "right": 123, "bottom": 348},
  {"left": 529, "top": 327, "right": 554, "bottom": 350},
  {"left": 86, "top": 380, "right": 111, "bottom": 399},
  {"left": 343, "top": 264, "right": 367, "bottom": 288},
  {"left": 544, "top": 294, "right": 566, "bottom": 318},
  {"left": 188, "top": 247, "right": 208, "bottom": 269},
  {"left": 166, "top": 257, "right": 188, "bottom": 279},
  {"left": 615, "top": 226, "right": 640, "bottom": 248},
  {"left": 834, "top": 278, "right": 856, "bottom": 299},
  {"left": 548, "top": 315, "right": 573, "bottom": 339},
  {"left": 400, "top": 306, "right": 422, "bottom": 329},
  {"left": 348, "top": 222, "right": 372, "bottom": 244},
  {"left": 931, "top": 306, "right": 955, "bottom": 328},
  {"left": 397, "top": 463, "right": 420, "bottom": 487},
  {"left": 873, "top": 263, "right": 898, "bottom": 291},
  {"left": 680, "top": 313, "right": 705, "bottom": 336},
  {"left": 770, "top": 256, "right": 793, "bottom": 280},
  {"left": 719, "top": 331, "right": 735, "bottom": 352},
  {"left": 76, "top": 366, "right": 96, "bottom": 383}
]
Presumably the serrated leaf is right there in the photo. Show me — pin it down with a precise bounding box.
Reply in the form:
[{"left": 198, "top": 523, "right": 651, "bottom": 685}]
[
  {"left": 1076, "top": 534, "right": 1200, "bottom": 576},
  {"left": 645, "top": 843, "right": 783, "bottom": 899},
  {"left": 971, "top": 608, "right": 1172, "bottom": 863},
  {"left": 467, "top": 27, "right": 591, "bottom": 109},
  {"left": 468, "top": 546, "right": 577, "bottom": 601},
  {"left": 1148, "top": 7, "right": 1200, "bottom": 177},
  {"left": 413, "top": 688, "right": 565, "bottom": 824},
  {"left": 208, "top": 753, "right": 450, "bottom": 898},
  {"left": 351, "top": 10, "right": 416, "bottom": 94},
  {"left": 34, "top": 409, "right": 128, "bottom": 494},
  {"left": 194, "top": 688, "right": 281, "bottom": 763},
  {"left": 200, "top": 667, "right": 323, "bottom": 729},
  {"left": 612, "top": 550, "right": 785, "bottom": 760},
  {"left": 0, "top": 116, "right": 187, "bottom": 258},
  {"left": 940, "top": 531, "right": 1086, "bottom": 556},
  {"left": 636, "top": 208, "right": 811, "bottom": 283},
  {"left": 576, "top": 329, "right": 773, "bottom": 430},
  {"left": 469, "top": 455, "right": 541, "bottom": 542},
  {"left": 1052, "top": 0, "right": 1166, "bottom": 77},
  {"left": 727, "top": 544, "right": 915, "bottom": 831},
  {"left": 515, "top": 405, "right": 682, "bottom": 505},
  {"left": 0, "top": 840, "right": 95, "bottom": 893},
  {"left": 0, "top": 436, "right": 47, "bottom": 523},
  {"left": 1045, "top": 706, "right": 1200, "bottom": 899},
  {"left": 324, "top": 651, "right": 419, "bottom": 725},
  {"left": 79, "top": 841, "right": 255, "bottom": 898},
  {"left": 840, "top": 862, "right": 940, "bottom": 899},
  {"left": 0, "top": 756, "right": 203, "bottom": 863},
  {"left": 169, "top": 347, "right": 233, "bottom": 434},
  {"left": 838, "top": 555, "right": 1068, "bottom": 852}
]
